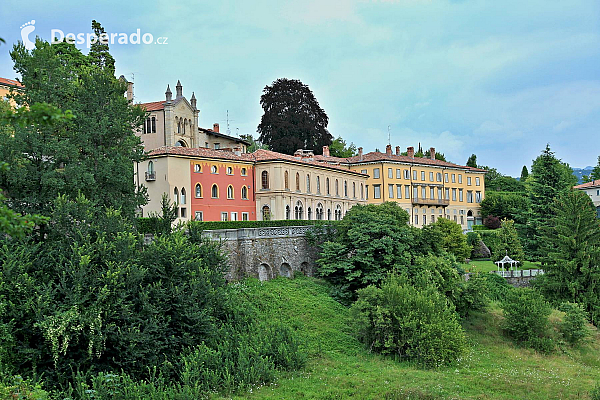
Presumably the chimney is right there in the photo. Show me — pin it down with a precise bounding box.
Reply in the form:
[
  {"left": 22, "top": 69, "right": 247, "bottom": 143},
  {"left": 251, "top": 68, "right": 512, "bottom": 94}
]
[
  {"left": 407, "top": 146, "right": 414, "bottom": 158},
  {"left": 213, "top": 123, "right": 219, "bottom": 133},
  {"left": 386, "top": 144, "right": 392, "bottom": 155},
  {"left": 395, "top": 146, "right": 400, "bottom": 156},
  {"left": 358, "top": 147, "right": 363, "bottom": 161},
  {"left": 126, "top": 81, "right": 133, "bottom": 102},
  {"left": 429, "top": 147, "right": 436, "bottom": 160},
  {"left": 165, "top": 84, "right": 172, "bottom": 103},
  {"left": 322, "top": 145, "right": 330, "bottom": 157},
  {"left": 176, "top": 80, "right": 183, "bottom": 98}
]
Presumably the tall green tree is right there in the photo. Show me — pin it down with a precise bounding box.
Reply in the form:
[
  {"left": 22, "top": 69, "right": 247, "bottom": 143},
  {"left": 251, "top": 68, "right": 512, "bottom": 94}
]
[
  {"left": 480, "top": 191, "right": 530, "bottom": 222},
  {"left": 329, "top": 136, "right": 357, "bottom": 158},
  {"left": 239, "top": 134, "right": 269, "bottom": 152},
  {"left": 486, "top": 176, "right": 525, "bottom": 192},
  {"left": 520, "top": 165, "right": 529, "bottom": 182},
  {"left": 539, "top": 190, "right": 600, "bottom": 325},
  {"left": 0, "top": 22, "right": 146, "bottom": 219},
  {"left": 492, "top": 219, "right": 525, "bottom": 263},
  {"left": 523, "top": 145, "right": 577, "bottom": 259},
  {"left": 431, "top": 217, "right": 471, "bottom": 261},
  {"left": 257, "top": 78, "right": 332, "bottom": 155},
  {"left": 89, "top": 20, "right": 115, "bottom": 74},
  {"left": 590, "top": 156, "right": 600, "bottom": 181},
  {"left": 466, "top": 154, "right": 477, "bottom": 168}
]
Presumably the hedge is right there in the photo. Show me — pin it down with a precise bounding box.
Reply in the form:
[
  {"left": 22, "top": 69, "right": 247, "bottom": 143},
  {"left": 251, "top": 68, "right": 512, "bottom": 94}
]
[{"left": 135, "top": 218, "right": 332, "bottom": 234}]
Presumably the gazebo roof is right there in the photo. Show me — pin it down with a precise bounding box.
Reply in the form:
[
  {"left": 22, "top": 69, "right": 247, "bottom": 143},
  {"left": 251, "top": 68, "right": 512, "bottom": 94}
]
[{"left": 498, "top": 255, "right": 516, "bottom": 263}]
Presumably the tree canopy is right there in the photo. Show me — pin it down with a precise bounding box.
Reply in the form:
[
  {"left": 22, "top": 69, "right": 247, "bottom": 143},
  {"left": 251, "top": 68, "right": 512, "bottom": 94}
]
[
  {"left": 257, "top": 78, "right": 332, "bottom": 155},
  {"left": 467, "top": 154, "right": 477, "bottom": 168},
  {"left": 329, "top": 136, "right": 357, "bottom": 158}
]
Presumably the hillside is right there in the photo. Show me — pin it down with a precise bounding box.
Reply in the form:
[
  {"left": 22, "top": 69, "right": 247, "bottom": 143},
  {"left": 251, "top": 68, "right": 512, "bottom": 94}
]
[{"left": 227, "top": 276, "right": 600, "bottom": 400}]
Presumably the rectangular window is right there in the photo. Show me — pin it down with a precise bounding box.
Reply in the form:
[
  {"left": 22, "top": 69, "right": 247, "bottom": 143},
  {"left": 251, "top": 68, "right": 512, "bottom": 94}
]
[
  {"left": 421, "top": 171, "right": 425, "bottom": 181},
  {"left": 221, "top": 212, "right": 228, "bottom": 221},
  {"left": 430, "top": 187, "right": 435, "bottom": 199},
  {"left": 467, "top": 176, "right": 472, "bottom": 186},
  {"left": 445, "top": 173, "right": 449, "bottom": 182},
  {"left": 366, "top": 185, "right": 369, "bottom": 200},
  {"left": 476, "top": 191, "right": 482, "bottom": 203},
  {"left": 445, "top": 188, "right": 449, "bottom": 199},
  {"left": 423, "top": 215, "right": 427, "bottom": 225},
  {"left": 388, "top": 184, "right": 394, "bottom": 199},
  {"left": 413, "top": 170, "right": 417, "bottom": 180},
  {"left": 180, "top": 208, "right": 186, "bottom": 218},
  {"left": 467, "top": 191, "right": 473, "bottom": 203},
  {"left": 404, "top": 169, "right": 410, "bottom": 179},
  {"left": 373, "top": 184, "right": 381, "bottom": 199},
  {"left": 459, "top": 174, "right": 463, "bottom": 184},
  {"left": 405, "top": 185, "right": 410, "bottom": 199},
  {"left": 242, "top": 212, "right": 249, "bottom": 221},
  {"left": 214, "top": 143, "right": 220, "bottom": 149},
  {"left": 459, "top": 189, "right": 464, "bottom": 202},
  {"left": 421, "top": 187, "right": 426, "bottom": 199},
  {"left": 414, "top": 215, "right": 419, "bottom": 225},
  {"left": 361, "top": 169, "right": 367, "bottom": 174},
  {"left": 413, "top": 186, "right": 419, "bottom": 199},
  {"left": 388, "top": 168, "right": 393, "bottom": 178},
  {"left": 397, "top": 184, "right": 402, "bottom": 199},
  {"left": 452, "top": 188, "right": 457, "bottom": 201},
  {"left": 429, "top": 172, "right": 434, "bottom": 182},
  {"left": 437, "top": 188, "right": 442, "bottom": 200},
  {"left": 194, "top": 211, "right": 203, "bottom": 221},
  {"left": 373, "top": 168, "right": 380, "bottom": 179},
  {"left": 436, "top": 173, "right": 442, "bottom": 182},
  {"left": 231, "top": 212, "right": 238, "bottom": 221},
  {"left": 396, "top": 169, "right": 401, "bottom": 179},
  {"left": 476, "top": 177, "right": 480, "bottom": 186}
]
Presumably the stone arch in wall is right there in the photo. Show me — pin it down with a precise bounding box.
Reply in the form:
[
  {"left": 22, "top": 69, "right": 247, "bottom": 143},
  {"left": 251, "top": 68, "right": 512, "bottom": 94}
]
[
  {"left": 300, "top": 261, "right": 311, "bottom": 276},
  {"left": 279, "top": 262, "right": 292, "bottom": 278},
  {"left": 258, "top": 263, "right": 271, "bottom": 282}
]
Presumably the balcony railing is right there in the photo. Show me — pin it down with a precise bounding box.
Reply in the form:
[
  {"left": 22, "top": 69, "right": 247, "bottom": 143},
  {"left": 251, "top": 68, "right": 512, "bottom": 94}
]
[
  {"left": 411, "top": 198, "right": 450, "bottom": 206},
  {"left": 145, "top": 171, "right": 156, "bottom": 181}
]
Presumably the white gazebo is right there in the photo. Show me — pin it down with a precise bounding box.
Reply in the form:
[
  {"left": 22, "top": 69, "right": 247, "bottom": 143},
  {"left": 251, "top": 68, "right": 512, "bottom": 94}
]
[{"left": 495, "top": 254, "right": 520, "bottom": 272}]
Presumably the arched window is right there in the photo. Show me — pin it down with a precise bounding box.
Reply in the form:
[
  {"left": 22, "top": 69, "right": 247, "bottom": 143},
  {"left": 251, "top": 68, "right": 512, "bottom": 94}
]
[
  {"left": 316, "top": 176, "right": 320, "bottom": 193},
  {"left": 344, "top": 180, "right": 348, "bottom": 197},
  {"left": 177, "top": 118, "right": 181, "bottom": 134},
  {"left": 241, "top": 186, "right": 248, "bottom": 200},
  {"left": 307, "top": 207, "right": 312, "bottom": 220},
  {"left": 211, "top": 184, "right": 218, "bottom": 198},
  {"left": 262, "top": 205, "right": 271, "bottom": 221},
  {"left": 183, "top": 118, "right": 187, "bottom": 134},
  {"left": 353, "top": 182, "right": 356, "bottom": 198},
  {"left": 361, "top": 183, "right": 364, "bottom": 199},
  {"left": 151, "top": 116, "right": 156, "bottom": 133},
  {"left": 261, "top": 171, "right": 269, "bottom": 189},
  {"left": 285, "top": 205, "right": 290, "bottom": 220},
  {"left": 194, "top": 164, "right": 201, "bottom": 173},
  {"left": 174, "top": 187, "right": 179, "bottom": 204},
  {"left": 180, "top": 187, "right": 186, "bottom": 205},
  {"left": 175, "top": 140, "right": 186, "bottom": 147},
  {"left": 326, "top": 178, "right": 330, "bottom": 195},
  {"left": 195, "top": 183, "right": 202, "bottom": 198},
  {"left": 211, "top": 165, "right": 217, "bottom": 174},
  {"left": 241, "top": 168, "right": 247, "bottom": 176},
  {"left": 227, "top": 185, "right": 234, "bottom": 199},
  {"left": 294, "top": 201, "right": 303, "bottom": 220},
  {"left": 284, "top": 171, "right": 289, "bottom": 189},
  {"left": 335, "top": 179, "right": 339, "bottom": 196},
  {"left": 335, "top": 205, "right": 342, "bottom": 221},
  {"left": 327, "top": 209, "right": 331, "bottom": 220},
  {"left": 146, "top": 117, "right": 151, "bottom": 134},
  {"left": 227, "top": 166, "right": 233, "bottom": 175},
  {"left": 296, "top": 173, "right": 300, "bottom": 191},
  {"left": 147, "top": 161, "right": 154, "bottom": 173},
  {"left": 316, "top": 203, "right": 323, "bottom": 220},
  {"left": 306, "top": 174, "right": 311, "bottom": 193}
]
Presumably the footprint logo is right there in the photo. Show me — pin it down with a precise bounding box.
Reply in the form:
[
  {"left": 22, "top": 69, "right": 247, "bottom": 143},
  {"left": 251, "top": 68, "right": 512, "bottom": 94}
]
[{"left": 20, "top": 20, "right": 36, "bottom": 50}]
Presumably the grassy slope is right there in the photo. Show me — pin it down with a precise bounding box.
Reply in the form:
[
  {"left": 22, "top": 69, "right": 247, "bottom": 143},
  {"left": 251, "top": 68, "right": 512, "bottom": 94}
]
[{"left": 225, "top": 276, "right": 600, "bottom": 400}]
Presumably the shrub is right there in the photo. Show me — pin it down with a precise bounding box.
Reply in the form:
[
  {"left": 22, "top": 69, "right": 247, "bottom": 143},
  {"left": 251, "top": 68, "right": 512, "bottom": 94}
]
[
  {"left": 430, "top": 218, "right": 471, "bottom": 261},
  {"left": 471, "top": 240, "right": 491, "bottom": 259},
  {"left": 502, "top": 288, "right": 554, "bottom": 353},
  {"left": 482, "top": 273, "right": 512, "bottom": 302},
  {"left": 455, "top": 273, "right": 490, "bottom": 318},
  {"left": 351, "top": 273, "right": 466, "bottom": 368},
  {"left": 558, "top": 302, "right": 589, "bottom": 345},
  {"left": 484, "top": 215, "right": 501, "bottom": 229},
  {"left": 0, "top": 376, "right": 49, "bottom": 400}
]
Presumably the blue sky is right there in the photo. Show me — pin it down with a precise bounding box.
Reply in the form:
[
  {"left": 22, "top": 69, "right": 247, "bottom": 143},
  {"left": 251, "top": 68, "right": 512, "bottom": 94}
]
[{"left": 1, "top": 0, "right": 599, "bottom": 176}]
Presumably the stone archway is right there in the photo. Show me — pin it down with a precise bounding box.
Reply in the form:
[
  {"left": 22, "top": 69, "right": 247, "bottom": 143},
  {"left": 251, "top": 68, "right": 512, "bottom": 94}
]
[
  {"left": 280, "top": 262, "right": 292, "bottom": 278},
  {"left": 300, "top": 261, "right": 311, "bottom": 276},
  {"left": 258, "top": 263, "right": 271, "bottom": 282}
]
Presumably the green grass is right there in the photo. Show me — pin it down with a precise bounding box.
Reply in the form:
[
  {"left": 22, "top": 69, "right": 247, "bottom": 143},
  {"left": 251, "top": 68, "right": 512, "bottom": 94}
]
[
  {"left": 462, "top": 260, "right": 542, "bottom": 274},
  {"left": 224, "top": 275, "right": 600, "bottom": 400}
]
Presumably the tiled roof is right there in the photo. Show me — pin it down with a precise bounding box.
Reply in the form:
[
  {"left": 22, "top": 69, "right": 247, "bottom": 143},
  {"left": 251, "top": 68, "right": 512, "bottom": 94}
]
[
  {"left": 344, "top": 151, "right": 487, "bottom": 172},
  {"left": 198, "top": 127, "right": 251, "bottom": 146},
  {"left": 251, "top": 149, "right": 368, "bottom": 175},
  {"left": 574, "top": 179, "right": 600, "bottom": 189},
  {"left": 0, "top": 77, "right": 23, "bottom": 88},
  {"left": 139, "top": 101, "right": 166, "bottom": 111},
  {"left": 147, "top": 146, "right": 251, "bottom": 162}
]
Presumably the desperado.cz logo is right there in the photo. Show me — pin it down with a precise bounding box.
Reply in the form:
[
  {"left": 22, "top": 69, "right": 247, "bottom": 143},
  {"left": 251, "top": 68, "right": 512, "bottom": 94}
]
[{"left": 20, "top": 20, "right": 168, "bottom": 50}]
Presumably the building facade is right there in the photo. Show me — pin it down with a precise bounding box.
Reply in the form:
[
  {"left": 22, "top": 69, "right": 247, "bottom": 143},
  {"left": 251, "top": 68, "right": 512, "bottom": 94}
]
[
  {"left": 252, "top": 149, "right": 369, "bottom": 221},
  {"left": 341, "top": 145, "right": 486, "bottom": 231},
  {"left": 574, "top": 179, "right": 600, "bottom": 218},
  {"left": 0, "top": 77, "right": 23, "bottom": 107}
]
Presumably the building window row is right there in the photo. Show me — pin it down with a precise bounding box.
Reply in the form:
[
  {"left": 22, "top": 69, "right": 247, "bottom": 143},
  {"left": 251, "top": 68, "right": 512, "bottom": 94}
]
[
  {"left": 194, "top": 164, "right": 247, "bottom": 176},
  {"left": 193, "top": 183, "right": 249, "bottom": 200}
]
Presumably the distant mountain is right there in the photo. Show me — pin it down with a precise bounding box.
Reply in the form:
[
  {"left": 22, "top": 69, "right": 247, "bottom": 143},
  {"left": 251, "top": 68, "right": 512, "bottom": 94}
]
[{"left": 572, "top": 166, "right": 594, "bottom": 184}]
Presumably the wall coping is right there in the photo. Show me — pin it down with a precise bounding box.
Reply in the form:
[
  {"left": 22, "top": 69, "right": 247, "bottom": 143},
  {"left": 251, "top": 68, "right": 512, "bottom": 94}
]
[{"left": 201, "top": 225, "right": 315, "bottom": 240}]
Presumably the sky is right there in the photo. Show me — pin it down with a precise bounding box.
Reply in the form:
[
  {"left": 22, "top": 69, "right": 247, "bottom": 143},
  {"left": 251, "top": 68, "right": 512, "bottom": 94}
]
[{"left": 1, "top": 0, "right": 600, "bottom": 176}]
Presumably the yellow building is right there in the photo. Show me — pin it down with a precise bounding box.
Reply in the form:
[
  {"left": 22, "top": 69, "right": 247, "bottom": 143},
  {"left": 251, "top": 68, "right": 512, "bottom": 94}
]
[
  {"left": 0, "top": 77, "right": 23, "bottom": 107},
  {"left": 341, "top": 145, "right": 486, "bottom": 230}
]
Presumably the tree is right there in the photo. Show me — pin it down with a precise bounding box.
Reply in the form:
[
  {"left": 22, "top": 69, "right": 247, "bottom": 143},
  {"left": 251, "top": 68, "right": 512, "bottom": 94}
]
[
  {"left": 329, "top": 136, "right": 357, "bottom": 158},
  {"left": 539, "top": 190, "right": 600, "bottom": 325},
  {"left": 257, "top": 78, "right": 332, "bottom": 155},
  {"left": 520, "top": 166, "right": 529, "bottom": 182},
  {"left": 590, "top": 156, "right": 600, "bottom": 181},
  {"left": 88, "top": 20, "right": 115, "bottom": 74},
  {"left": 492, "top": 219, "right": 525, "bottom": 264},
  {"left": 467, "top": 154, "right": 477, "bottom": 168},
  {"left": 239, "top": 134, "right": 269, "bottom": 152},
  {"left": 486, "top": 176, "right": 525, "bottom": 192},
  {"left": 431, "top": 217, "right": 471, "bottom": 261},
  {"left": 479, "top": 165, "right": 503, "bottom": 187},
  {"left": 0, "top": 22, "right": 146, "bottom": 219},
  {"left": 523, "top": 145, "right": 577, "bottom": 259},
  {"left": 480, "top": 192, "right": 530, "bottom": 222}
]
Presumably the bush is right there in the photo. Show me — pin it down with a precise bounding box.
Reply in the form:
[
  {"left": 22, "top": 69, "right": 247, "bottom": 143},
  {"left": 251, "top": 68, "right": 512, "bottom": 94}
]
[
  {"left": 471, "top": 240, "right": 491, "bottom": 259},
  {"left": 558, "top": 302, "right": 589, "bottom": 345},
  {"left": 351, "top": 273, "right": 467, "bottom": 368},
  {"left": 484, "top": 215, "right": 501, "bottom": 229},
  {"left": 482, "top": 273, "right": 512, "bottom": 302},
  {"left": 455, "top": 273, "right": 490, "bottom": 318},
  {"left": 502, "top": 288, "right": 554, "bottom": 353},
  {"left": 0, "top": 376, "right": 49, "bottom": 400}
]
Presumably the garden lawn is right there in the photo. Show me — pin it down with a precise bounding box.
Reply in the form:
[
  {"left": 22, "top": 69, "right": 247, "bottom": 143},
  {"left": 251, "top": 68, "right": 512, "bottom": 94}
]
[
  {"left": 462, "top": 260, "right": 542, "bottom": 274},
  {"left": 225, "top": 275, "right": 600, "bottom": 400}
]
